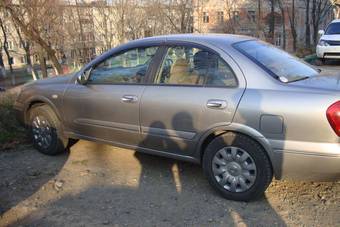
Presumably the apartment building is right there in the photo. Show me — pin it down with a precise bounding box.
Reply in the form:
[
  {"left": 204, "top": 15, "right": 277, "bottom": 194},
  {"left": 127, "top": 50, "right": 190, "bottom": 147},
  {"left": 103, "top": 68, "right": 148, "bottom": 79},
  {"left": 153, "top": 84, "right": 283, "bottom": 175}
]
[
  {"left": 193, "top": 0, "right": 335, "bottom": 52},
  {"left": 0, "top": 0, "right": 337, "bottom": 69}
]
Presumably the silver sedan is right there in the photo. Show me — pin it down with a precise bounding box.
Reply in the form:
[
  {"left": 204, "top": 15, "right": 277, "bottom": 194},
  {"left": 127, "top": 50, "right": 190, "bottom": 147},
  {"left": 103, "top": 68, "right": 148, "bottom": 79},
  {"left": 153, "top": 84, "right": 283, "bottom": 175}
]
[{"left": 14, "top": 34, "right": 340, "bottom": 201}]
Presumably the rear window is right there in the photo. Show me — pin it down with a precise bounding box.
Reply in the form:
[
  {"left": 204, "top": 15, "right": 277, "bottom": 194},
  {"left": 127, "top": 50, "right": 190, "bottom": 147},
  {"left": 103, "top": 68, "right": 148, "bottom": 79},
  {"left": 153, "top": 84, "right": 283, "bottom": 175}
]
[
  {"left": 233, "top": 40, "right": 318, "bottom": 83},
  {"left": 325, "top": 22, "right": 340, "bottom": 35}
]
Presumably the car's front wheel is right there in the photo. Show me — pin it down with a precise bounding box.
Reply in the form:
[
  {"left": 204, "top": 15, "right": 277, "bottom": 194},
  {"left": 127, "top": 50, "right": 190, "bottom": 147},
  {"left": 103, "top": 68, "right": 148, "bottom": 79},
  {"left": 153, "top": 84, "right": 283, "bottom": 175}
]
[
  {"left": 203, "top": 132, "right": 273, "bottom": 201},
  {"left": 28, "top": 105, "right": 68, "bottom": 155}
]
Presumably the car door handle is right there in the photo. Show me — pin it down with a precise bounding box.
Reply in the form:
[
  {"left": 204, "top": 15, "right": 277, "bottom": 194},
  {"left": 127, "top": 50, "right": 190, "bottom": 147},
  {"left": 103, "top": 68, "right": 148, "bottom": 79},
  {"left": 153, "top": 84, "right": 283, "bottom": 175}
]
[
  {"left": 121, "top": 95, "right": 138, "bottom": 103},
  {"left": 207, "top": 100, "right": 227, "bottom": 109}
]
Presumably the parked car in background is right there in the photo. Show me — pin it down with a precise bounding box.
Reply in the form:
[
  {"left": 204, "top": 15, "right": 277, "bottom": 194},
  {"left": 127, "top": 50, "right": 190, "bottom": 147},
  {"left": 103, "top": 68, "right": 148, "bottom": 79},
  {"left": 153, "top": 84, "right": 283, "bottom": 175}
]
[
  {"left": 14, "top": 34, "right": 340, "bottom": 201},
  {"left": 317, "top": 19, "right": 340, "bottom": 61}
]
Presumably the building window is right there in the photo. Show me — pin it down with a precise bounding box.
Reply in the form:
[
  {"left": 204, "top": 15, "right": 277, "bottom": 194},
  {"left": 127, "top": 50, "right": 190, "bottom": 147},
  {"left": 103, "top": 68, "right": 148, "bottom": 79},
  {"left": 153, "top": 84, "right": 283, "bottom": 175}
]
[
  {"left": 7, "top": 41, "right": 14, "bottom": 50},
  {"left": 275, "top": 33, "right": 282, "bottom": 47},
  {"left": 248, "top": 10, "right": 256, "bottom": 22},
  {"left": 232, "top": 11, "right": 240, "bottom": 22},
  {"left": 20, "top": 56, "right": 27, "bottom": 64},
  {"left": 203, "top": 12, "right": 209, "bottom": 23},
  {"left": 217, "top": 11, "right": 224, "bottom": 23}
]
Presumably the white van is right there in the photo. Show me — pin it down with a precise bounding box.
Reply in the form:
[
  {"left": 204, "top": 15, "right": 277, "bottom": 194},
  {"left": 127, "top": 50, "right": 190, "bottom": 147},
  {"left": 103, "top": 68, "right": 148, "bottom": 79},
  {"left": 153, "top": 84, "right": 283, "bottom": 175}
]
[{"left": 316, "top": 19, "right": 340, "bottom": 61}]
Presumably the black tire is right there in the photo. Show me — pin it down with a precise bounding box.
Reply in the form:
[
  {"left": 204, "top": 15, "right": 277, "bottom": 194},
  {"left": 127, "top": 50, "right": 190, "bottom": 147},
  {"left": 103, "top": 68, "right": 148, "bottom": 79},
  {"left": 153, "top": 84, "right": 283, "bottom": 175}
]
[
  {"left": 202, "top": 132, "right": 273, "bottom": 201},
  {"left": 28, "top": 105, "right": 68, "bottom": 155}
]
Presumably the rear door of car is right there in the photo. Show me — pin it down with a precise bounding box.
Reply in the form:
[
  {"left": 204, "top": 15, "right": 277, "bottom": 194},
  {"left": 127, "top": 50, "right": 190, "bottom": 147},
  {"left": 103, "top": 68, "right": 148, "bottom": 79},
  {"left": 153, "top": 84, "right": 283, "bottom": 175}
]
[
  {"left": 62, "top": 44, "right": 162, "bottom": 147},
  {"left": 139, "top": 41, "right": 246, "bottom": 156}
]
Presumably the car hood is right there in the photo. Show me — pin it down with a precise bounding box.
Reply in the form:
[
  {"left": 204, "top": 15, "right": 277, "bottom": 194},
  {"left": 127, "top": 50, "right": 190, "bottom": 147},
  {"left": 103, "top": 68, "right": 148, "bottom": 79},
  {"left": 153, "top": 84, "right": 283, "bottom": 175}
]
[
  {"left": 31, "top": 73, "right": 76, "bottom": 85},
  {"left": 291, "top": 73, "right": 340, "bottom": 92},
  {"left": 321, "top": 34, "right": 340, "bottom": 41}
]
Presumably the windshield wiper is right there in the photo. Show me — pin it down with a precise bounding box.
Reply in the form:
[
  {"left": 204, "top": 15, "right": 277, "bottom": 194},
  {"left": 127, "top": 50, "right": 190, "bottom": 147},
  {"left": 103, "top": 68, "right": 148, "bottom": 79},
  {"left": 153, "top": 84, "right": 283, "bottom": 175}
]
[{"left": 287, "top": 76, "right": 310, "bottom": 83}]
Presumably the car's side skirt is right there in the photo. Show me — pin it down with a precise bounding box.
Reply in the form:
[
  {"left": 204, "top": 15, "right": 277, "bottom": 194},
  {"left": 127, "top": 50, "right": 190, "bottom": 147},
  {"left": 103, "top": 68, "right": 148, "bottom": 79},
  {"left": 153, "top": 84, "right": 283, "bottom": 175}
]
[{"left": 64, "top": 131, "right": 200, "bottom": 164}]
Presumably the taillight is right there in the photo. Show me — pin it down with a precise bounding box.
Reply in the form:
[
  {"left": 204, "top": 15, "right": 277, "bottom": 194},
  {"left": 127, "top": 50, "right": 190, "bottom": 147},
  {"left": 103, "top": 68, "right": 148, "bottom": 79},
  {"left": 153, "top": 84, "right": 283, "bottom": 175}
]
[{"left": 326, "top": 101, "right": 340, "bottom": 137}]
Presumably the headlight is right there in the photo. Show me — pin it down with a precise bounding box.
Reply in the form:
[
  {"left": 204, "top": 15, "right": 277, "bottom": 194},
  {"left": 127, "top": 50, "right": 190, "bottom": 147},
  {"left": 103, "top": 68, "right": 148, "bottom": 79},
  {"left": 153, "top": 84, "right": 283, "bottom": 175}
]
[{"left": 318, "top": 40, "right": 330, "bottom": 46}]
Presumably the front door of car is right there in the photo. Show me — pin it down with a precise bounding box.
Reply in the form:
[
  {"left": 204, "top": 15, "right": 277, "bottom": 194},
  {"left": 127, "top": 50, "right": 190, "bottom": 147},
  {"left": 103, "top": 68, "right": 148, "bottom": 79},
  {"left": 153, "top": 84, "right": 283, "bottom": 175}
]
[
  {"left": 139, "top": 44, "right": 246, "bottom": 156},
  {"left": 62, "top": 46, "right": 160, "bottom": 146}
]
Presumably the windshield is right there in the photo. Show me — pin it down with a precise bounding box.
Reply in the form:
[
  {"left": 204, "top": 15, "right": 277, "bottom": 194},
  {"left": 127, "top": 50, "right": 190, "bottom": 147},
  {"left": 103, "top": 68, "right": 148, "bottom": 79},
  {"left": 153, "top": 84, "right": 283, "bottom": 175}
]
[
  {"left": 325, "top": 22, "right": 340, "bottom": 35},
  {"left": 234, "top": 40, "right": 318, "bottom": 82}
]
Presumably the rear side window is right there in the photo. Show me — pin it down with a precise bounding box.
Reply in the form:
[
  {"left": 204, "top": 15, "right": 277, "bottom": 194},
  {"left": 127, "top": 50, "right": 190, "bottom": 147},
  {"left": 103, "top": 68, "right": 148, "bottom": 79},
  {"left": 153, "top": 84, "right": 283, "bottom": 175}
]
[
  {"left": 88, "top": 47, "right": 158, "bottom": 84},
  {"left": 154, "top": 45, "right": 237, "bottom": 87},
  {"left": 234, "top": 40, "right": 318, "bottom": 82}
]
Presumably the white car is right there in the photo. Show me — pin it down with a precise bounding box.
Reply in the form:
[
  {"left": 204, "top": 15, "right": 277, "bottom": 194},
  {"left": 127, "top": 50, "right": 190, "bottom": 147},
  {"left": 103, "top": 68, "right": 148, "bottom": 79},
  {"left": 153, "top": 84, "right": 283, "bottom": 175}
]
[{"left": 316, "top": 19, "right": 340, "bottom": 61}]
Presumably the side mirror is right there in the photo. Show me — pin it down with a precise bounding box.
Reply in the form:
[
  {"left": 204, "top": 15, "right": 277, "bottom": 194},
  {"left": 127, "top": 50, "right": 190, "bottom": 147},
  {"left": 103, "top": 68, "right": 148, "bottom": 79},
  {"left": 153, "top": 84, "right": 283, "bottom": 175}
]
[
  {"left": 318, "top": 30, "right": 325, "bottom": 36},
  {"left": 76, "top": 68, "right": 91, "bottom": 85}
]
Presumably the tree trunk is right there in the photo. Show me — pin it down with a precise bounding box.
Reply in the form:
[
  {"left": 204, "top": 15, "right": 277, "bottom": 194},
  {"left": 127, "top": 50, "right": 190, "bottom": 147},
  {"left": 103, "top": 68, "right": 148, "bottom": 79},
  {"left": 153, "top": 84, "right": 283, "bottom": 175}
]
[
  {"left": 25, "top": 47, "right": 37, "bottom": 80},
  {"left": 305, "top": 0, "right": 311, "bottom": 48},
  {"left": 39, "top": 52, "right": 48, "bottom": 79},
  {"left": 0, "top": 51, "right": 6, "bottom": 78},
  {"left": 13, "top": 23, "right": 37, "bottom": 80},
  {"left": 257, "top": 0, "right": 262, "bottom": 38},
  {"left": 278, "top": 0, "right": 286, "bottom": 50},
  {"left": 269, "top": 0, "right": 275, "bottom": 44},
  {"left": 0, "top": 18, "right": 13, "bottom": 76},
  {"left": 292, "top": 0, "right": 297, "bottom": 51}
]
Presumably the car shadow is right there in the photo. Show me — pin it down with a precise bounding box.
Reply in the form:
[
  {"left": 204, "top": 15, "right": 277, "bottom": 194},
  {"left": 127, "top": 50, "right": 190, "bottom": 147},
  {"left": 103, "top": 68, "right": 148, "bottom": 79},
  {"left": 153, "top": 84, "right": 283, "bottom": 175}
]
[{"left": 4, "top": 110, "right": 286, "bottom": 226}]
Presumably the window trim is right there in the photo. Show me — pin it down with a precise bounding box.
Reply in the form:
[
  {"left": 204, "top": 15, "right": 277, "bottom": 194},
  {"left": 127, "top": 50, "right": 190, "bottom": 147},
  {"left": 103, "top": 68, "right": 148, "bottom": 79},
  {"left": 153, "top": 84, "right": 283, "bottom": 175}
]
[
  {"left": 85, "top": 44, "right": 163, "bottom": 86},
  {"left": 150, "top": 41, "right": 239, "bottom": 88}
]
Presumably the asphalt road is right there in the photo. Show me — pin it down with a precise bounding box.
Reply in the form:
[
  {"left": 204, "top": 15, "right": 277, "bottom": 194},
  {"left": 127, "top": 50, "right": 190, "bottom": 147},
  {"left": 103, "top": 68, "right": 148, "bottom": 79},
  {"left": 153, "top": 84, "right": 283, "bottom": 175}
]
[{"left": 0, "top": 141, "right": 339, "bottom": 227}]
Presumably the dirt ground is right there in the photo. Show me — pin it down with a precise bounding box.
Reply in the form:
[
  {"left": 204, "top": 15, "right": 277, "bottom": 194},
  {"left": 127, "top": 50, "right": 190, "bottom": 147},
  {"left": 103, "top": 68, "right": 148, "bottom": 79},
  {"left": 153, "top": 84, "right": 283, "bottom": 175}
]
[{"left": 0, "top": 140, "right": 339, "bottom": 227}]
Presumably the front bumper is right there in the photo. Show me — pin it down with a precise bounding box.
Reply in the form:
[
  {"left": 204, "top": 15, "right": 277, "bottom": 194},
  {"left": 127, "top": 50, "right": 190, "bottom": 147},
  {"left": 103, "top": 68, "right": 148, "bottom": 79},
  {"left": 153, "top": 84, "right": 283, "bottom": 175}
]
[
  {"left": 269, "top": 140, "right": 340, "bottom": 181},
  {"left": 316, "top": 45, "right": 340, "bottom": 59},
  {"left": 13, "top": 100, "right": 25, "bottom": 126}
]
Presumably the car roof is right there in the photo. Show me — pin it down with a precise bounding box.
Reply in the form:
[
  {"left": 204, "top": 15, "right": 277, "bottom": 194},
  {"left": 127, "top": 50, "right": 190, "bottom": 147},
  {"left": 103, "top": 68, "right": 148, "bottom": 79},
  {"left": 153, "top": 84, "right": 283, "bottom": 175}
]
[
  {"left": 129, "top": 33, "right": 254, "bottom": 47},
  {"left": 83, "top": 34, "right": 254, "bottom": 71},
  {"left": 331, "top": 19, "right": 340, "bottom": 23}
]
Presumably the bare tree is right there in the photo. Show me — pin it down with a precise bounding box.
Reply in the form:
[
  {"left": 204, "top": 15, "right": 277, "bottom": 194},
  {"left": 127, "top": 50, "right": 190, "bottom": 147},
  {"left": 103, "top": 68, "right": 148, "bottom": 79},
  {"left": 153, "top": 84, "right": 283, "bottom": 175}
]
[
  {"left": 311, "top": 0, "right": 333, "bottom": 45},
  {"left": 2, "top": 0, "right": 64, "bottom": 75},
  {"left": 93, "top": 1, "right": 119, "bottom": 51},
  {"left": 277, "top": 0, "right": 286, "bottom": 49},
  {"left": 164, "top": 0, "right": 193, "bottom": 33},
  {"left": 0, "top": 17, "right": 15, "bottom": 85},
  {"left": 304, "top": 0, "right": 312, "bottom": 48},
  {"left": 12, "top": 22, "right": 37, "bottom": 80},
  {"left": 268, "top": 0, "right": 276, "bottom": 44},
  {"left": 287, "top": 0, "right": 298, "bottom": 51},
  {"left": 0, "top": 40, "right": 6, "bottom": 78}
]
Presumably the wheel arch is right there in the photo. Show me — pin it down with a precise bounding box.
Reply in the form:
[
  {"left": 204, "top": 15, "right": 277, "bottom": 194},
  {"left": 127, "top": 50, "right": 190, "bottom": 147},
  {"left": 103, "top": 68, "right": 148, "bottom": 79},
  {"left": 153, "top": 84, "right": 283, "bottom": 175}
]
[
  {"left": 24, "top": 96, "right": 63, "bottom": 125},
  {"left": 195, "top": 124, "right": 275, "bottom": 175}
]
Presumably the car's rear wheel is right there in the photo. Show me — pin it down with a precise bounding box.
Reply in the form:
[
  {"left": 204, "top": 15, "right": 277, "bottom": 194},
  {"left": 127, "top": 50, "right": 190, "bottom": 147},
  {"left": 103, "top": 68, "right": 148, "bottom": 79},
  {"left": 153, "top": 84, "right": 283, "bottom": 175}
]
[
  {"left": 28, "top": 105, "right": 68, "bottom": 155},
  {"left": 203, "top": 132, "right": 272, "bottom": 201}
]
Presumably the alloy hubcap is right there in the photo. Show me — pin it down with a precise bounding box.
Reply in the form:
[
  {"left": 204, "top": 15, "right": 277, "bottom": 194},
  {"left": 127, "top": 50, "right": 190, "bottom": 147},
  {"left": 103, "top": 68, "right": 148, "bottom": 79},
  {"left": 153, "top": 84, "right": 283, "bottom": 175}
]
[
  {"left": 31, "top": 115, "right": 52, "bottom": 149},
  {"left": 212, "top": 146, "right": 257, "bottom": 193}
]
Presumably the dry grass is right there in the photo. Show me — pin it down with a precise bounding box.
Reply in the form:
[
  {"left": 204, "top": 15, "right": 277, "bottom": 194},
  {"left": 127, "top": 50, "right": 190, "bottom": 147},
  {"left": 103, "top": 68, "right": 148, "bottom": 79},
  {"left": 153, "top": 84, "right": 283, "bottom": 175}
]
[{"left": 0, "top": 90, "right": 27, "bottom": 149}]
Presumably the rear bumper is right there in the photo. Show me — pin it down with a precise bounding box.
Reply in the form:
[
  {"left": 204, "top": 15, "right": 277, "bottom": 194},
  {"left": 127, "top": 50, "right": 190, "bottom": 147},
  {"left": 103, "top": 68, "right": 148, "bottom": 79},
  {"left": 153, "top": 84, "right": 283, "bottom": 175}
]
[
  {"left": 269, "top": 140, "right": 340, "bottom": 181},
  {"left": 316, "top": 45, "right": 340, "bottom": 59}
]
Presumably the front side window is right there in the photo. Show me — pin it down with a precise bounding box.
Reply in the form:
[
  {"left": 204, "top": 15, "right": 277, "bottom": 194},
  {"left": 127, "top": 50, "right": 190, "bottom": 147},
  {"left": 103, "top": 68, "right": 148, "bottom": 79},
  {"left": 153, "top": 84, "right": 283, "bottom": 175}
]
[
  {"left": 154, "top": 46, "right": 237, "bottom": 87},
  {"left": 234, "top": 40, "right": 318, "bottom": 82},
  {"left": 325, "top": 22, "right": 340, "bottom": 35},
  {"left": 88, "top": 46, "right": 158, "bottom": 84}
]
